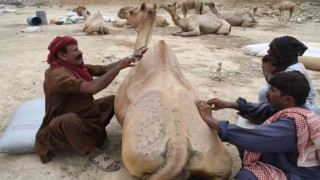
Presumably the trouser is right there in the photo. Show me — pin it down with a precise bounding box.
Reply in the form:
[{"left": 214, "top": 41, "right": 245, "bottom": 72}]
[{"left": 35, "top": 95, "right": 115, "bottom": 163}]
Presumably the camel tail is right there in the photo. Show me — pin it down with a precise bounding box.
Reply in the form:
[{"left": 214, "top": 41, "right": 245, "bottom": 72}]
[{"left": 149, "top": 137, "right": 190, "bottom": 180}]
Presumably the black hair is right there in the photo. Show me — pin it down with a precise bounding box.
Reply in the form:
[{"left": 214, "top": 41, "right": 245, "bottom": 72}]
[{"left": 269, "top": 71, "right": 310, "bottom": 106}]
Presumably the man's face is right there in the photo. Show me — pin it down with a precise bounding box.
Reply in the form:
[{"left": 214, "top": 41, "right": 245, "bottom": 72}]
[
  {"left": 61, "top": 44, "right": 83, "bottom": 64},
  {"left": 266, "top": 86, "right": 284, "bottom": 109}
]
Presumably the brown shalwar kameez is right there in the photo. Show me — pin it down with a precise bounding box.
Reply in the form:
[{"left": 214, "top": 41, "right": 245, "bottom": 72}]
[{"left": 35, "top": 64, "right": 115, "bottom": 163}]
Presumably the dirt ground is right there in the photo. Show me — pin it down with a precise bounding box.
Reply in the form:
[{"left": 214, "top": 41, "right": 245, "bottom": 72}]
[{"left": 0, "top": 0, "right": 319, "bottom": 179}]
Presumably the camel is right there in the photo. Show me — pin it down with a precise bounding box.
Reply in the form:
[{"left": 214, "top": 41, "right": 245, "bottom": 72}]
[
  {"left": 114, "top": 2, "right": 233, "bottom": 179},
  {"left": 72, "top": 6, "right": 109, "bottom": 35},
  {"left": 160, "top": 2, "right": 231, "bottom": 36},
  {"left": 205, "top": 2, "right": 258, "bottom": 27},
  {"left": 116, "top": 6, "right": 169, "bottom": 28},
  {"left": 266, "top": 0, "right": 296, "bottom": 21},
  {"left": 176, "top": 0, "right": 204, "bottom": 18}
]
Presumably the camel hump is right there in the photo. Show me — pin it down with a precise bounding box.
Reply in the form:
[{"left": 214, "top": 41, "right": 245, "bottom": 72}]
[
  {"left": 138, "top": 40, "right": 181, "bottom": 73},
  {"left": 155, "top": 40, "right": 176, "bottom": 66}
]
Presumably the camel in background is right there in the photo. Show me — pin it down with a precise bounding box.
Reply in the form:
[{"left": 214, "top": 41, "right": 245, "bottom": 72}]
[
  {"left": 72, "top": 6, "right": 109, "bottom": 35},
  {"left": 266, "top": 0, "right": 296, "bottom": 21},
  {"left": 205, "top": 2, "right": 258, "bottom": 27},
  {"left": 114, "top": 5, "right": 169, "bottom": 28},
  {"left": 114, "top": 2, "right": 233, "bottom": 179},
  {"left": 160, "top": 2, "right": 231, "bottom": 36},
  {"left": 176, "top": 0, "right": 204, "bottom": 18}
]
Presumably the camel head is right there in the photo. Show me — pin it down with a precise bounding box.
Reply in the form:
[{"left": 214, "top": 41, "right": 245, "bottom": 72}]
[
  {"left": 204, "top": 2, "right": 215, "bottom": 6},
  {"left": 117, "top": 6, "right": 135, "bottom": 19},
  {"left": 204, "top": 2, "right": 218, "bottom": 14},
  {"left": 72, "top": 5, "right": 91, "bottom": 17},
  {"left": 124, "top": 3, "right": 157, "bottom": 28},
  {"left": 124, "top": 3, "right": 157, "bottom": 51},
  {"left": 266, "top": 3, "right": 274, "bottom": 9},
  {"left": 159, "top": 2, "right": 177, "bottom": 13}
]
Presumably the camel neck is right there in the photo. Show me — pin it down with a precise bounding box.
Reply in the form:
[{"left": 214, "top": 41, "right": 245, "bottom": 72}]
[
  {"left": 209, "top": 7, "right": 220, "bottom": 15},
  {"left": 167, "top": 10, "right": 182, "bottom": 29},
  {"left": 134, "top": 20, "right": 156, "bottom": 51},
  {"left": 82, "top": 10, "right": 89, "bottom": 20}
]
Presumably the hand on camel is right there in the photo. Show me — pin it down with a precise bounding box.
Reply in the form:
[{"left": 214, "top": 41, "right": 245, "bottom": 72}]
[
  {"left": 129, "top": 46, "right": 149, "bottom": 66},
  {"left": 194, "top": 100, "right": 213, "bottom": 122}
]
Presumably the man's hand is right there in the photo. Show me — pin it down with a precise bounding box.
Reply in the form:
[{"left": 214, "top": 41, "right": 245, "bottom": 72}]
[
  {"left": 207, "top": 98, "right": 229, "bottom": 110},
  {"left": 195, "top": 100, "right": 213, "bottom": 121},
  {"left": 131, "top": 46, "right": 149, "bottom": 64},
  {"left": 195, "top": 100, "right": 220, "bottom": 130},
  {"left": 261, "top": 61, "right": 276, "bottom": 82}
]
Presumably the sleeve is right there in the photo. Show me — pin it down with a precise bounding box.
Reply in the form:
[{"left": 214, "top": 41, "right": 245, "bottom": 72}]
[
  {"left": 46, "top": 68, "right": 84, "bottom": 94},
  {"left": 237, "top": 97, "right": 278, "bottom": 122},
  {"left": 218, "top": 118, "right": 297, "bottom": 153},
  {"left": 85, "top": 64, "right": 107, "bottom": 77}
]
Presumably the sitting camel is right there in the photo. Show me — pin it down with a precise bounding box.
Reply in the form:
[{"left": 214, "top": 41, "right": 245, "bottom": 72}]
[
  {"left": 266, "top": 0, "right": 296, "bottom": 21},
  {"left": 160, "top": 2, "right": 231, "bottom": 36},
  {"left": 176, "top": 0, "right": 204, "bottom": 18},
  {"left": 205, "top": 2, "right": 258, "bottom": 27},
  {"left": 72, "top": 6, "right": 109, "bottom": 35},
  {"left": 115, "top": 5, "right": 169, "bottom": 28},
  {"left": 114, "top": 3, "right": 233, "bottom": 179}
]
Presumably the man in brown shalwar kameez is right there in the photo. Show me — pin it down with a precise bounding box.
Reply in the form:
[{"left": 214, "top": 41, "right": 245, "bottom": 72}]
[{"left": 35, "top": 36, "right": 147, "bottom": 172}]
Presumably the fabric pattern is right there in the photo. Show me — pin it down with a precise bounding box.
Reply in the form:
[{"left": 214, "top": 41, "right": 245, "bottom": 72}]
[{"left": 243, "top": 107, "right": 320, "bottom": 180}]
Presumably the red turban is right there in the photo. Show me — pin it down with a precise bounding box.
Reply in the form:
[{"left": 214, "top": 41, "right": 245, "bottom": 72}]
[
  {"left": 47, "top": 36, "right": 78, "bottom": 65},
  {"left": 46, "top": 36, "right": 93, "bottom": 81}
]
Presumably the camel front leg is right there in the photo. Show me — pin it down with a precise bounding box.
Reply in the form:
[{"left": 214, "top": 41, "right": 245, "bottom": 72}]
[
  {"left": 180, "top": 28, "right": 201, "bottom": 36},
  {"left": 182, "top": 7, "right": 187, "bottom": 18},
  {"left": 289, "top": 10, "right": 293, "bottom": 21},
  {"left": 241, "top": 21, "right": 254, "bottom": 27},
  {"left": 172, "top": 31, "right": 183, "bottom": 36},
  {"left": 279, "top": 10, "right": 283, "bottom": 21},
  {"left": 172, "top": 28, "right": 186, "bottom": 36}
]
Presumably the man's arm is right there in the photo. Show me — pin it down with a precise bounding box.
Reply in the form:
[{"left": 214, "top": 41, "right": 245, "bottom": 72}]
[
  {"left": 80, "top": 47, "right": 148, "bottom": 94},
  {"left": 207, "top": 98, "right": 240, "bottom": 111},
  {"left": 195, "top": 100, "right": 221, "bottom": 133},
  {"left": 219, "top": 118, "right": 296, "bottom": 153},
  {"left": 80, "top": 57, "right": 132, "bottom": 94}
]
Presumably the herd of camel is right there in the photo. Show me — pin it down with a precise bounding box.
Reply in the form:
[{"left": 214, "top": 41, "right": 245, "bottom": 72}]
[
  {"left": 72, "top": 1, "right": 315, "bottom": 180},
  {"left": 72, "top": 0, "right": 297, "bottom": 36}
]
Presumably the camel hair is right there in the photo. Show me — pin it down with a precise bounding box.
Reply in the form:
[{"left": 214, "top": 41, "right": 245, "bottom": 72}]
[
  {"left": 72, "top": 6, "right": 109, "bottom": 35},
  {"left": 176, "top": 0, "right": 204, "bottom": 18},
  {"left": 115, "top": 5, "right": 169, "bottom": 28},
  {"left": 160, "top": 2, "right": 231, "bottom": 36},
  {"left": 205, "top": 1, "right": 258, "bottom": 27},
  {"left": 266, "top": 0, "right": 296, "bottom": 21},
  {"left": 114, "top": 2, "right": 233, "bottom": 180}
]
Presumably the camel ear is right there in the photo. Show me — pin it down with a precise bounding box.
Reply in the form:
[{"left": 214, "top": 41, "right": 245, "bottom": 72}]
[
  {"left": 173, "top": 2, "right": 176, "bottom": 6},
  {"left": 141, "top": 3, "right": 146, "bottom": 11},
  {"left": 153, "top": 3, "right": 157, "bottom": 10}
]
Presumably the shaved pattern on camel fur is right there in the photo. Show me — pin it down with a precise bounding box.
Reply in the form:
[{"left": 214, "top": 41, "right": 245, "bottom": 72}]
[
  {"left": 160, "top": 2, "right": 231, "bottom": 36},
  {"left": 116, "top": 6, "right": 169, "bottom": 27},
  {"left": 205, "top": 2, "right": 257, "bottom": 27},
  {"left": 114, "top": 3, "right": 233, "bottom": 179},
  {"left": 72, "top": 6, "right": 109, "bottom": 35}
]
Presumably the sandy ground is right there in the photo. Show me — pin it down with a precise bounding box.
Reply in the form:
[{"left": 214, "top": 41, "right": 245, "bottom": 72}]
[{"left": 0, "top": 1, "right": 319, "bottom": 179}]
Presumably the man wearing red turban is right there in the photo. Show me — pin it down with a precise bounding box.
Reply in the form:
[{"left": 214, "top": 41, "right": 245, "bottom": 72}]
[{"left": 35, "top": 36, "right": 148, "bottom": 172}]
